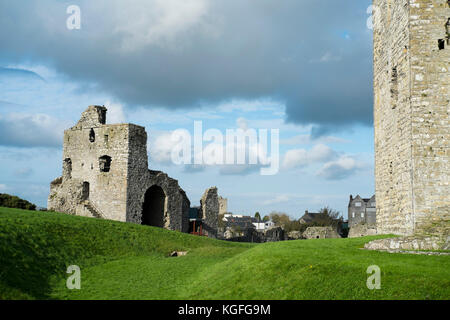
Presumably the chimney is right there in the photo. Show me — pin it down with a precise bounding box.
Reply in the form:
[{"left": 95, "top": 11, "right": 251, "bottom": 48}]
[{"left": 350, "top": 195, "right": 353, "bottom": 202}]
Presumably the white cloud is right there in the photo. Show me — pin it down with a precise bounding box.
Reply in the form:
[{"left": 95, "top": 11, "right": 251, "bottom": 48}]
[
  {"left": 310, "top": 52, "right": 342, "bottom": 63},
  {"left": 0, "top": 184, "right": 7, "bottom": 192},
  {"left": 262, "top": 194, "right": 290, "bottom": 205},
  {"left": 217, "top": 99, "right": 283, "bottom": 114},
  {"left": 149, "top": 131, "right": 179, "bottom": 165},
  {"left": 148, "top": 124, "right": 276, "bottom": 175},
  {"left": 317, "top": 156, "right": 365, "bottom": 180},
  {"left": 114, "top": 0, "right": 211, "bottom": 51},
  {"left": 283, "top": 144, "right": 336, "bottom": 169},
  {"left": 105, "top": 101, "right": 126, "bottom": 124},
  {"left": 0, "top": 113, "right": 67, "bottom": 148}
]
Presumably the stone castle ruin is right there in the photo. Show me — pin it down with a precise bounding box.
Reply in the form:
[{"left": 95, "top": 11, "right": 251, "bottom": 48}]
[
  {"left": 48, "top": 105, "right": 198, "bottom": 232},
  {"left": 373, "top": 0, "right": 449, "bottom": 237}
]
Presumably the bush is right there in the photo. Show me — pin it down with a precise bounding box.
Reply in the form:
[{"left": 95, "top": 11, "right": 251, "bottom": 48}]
[{"left": 0, "top": 194, "right": 37, "bottom": 211}]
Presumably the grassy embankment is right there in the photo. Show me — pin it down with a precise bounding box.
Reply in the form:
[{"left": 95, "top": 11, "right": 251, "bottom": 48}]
[{"left": 0, "top": 207, "right": 448, "bottom": 300}]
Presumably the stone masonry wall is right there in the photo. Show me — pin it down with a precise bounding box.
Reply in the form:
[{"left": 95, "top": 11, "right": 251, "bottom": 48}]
[
  {"left": 49, "top": 106, "right": 129, "bottom": 221},
  {"left": 409, "top": 0, "right": 450, "bottom": 236},
  {"left": 200, "top": 187, "right": 219, "bottom": 238},
  {"left": 374, "top": 0, "right": 414, "bottom": 236},
  {"left": 48, "top": 106, "right": 190, "bottom": 232},
  {"left": 303, "top": 227, "right": 341, "bottom": 239},
  {"left": 373, "top": 0, "right": 449, "bottom": 236}
]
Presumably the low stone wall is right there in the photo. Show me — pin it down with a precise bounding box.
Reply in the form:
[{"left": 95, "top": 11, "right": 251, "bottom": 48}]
[
  {"left": 287, "top": 231, "right": 302, "bottom": 240},
  {"left": 365, "top": 236, "right": 450, "bottom": 252},
  {"left": 303, "top": 227, "right": 341, "bottom": 239},
  {"left": 348, "top": 224, "right": 377, "bottom": 238}
]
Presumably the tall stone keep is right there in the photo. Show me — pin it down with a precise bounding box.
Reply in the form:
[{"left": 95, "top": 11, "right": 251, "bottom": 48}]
[
  {"left": 373, "top": 0, "right": 449, "bottom": 236},
  {"left": 48, "top": 105, "right": 190, "bottom": 232}
]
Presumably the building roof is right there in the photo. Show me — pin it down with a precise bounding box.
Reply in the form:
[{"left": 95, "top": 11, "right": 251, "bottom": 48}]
[
  {"left": 348, "top": 195, "right": 376, "bottom": 208},
  {"left": 299, "top": 211, "right": 322, "bottom": 223}
]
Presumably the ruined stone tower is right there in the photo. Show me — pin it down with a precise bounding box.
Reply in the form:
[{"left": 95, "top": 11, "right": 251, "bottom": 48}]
[
  {"left": 373, "top": 0, "right": 449, "bottom": 236},
  {"left": 48, "top": 106, "right": 190, "bottom": 232}
]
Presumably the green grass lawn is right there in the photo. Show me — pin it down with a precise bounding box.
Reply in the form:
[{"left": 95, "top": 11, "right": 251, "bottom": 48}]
[{"left": 0, "top": 207, "right": 449, "bottom": 300}]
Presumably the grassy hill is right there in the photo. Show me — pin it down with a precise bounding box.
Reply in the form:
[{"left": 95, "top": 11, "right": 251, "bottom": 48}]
[{"left": 0, "top": 207, "right": 449, "bottom": 300}]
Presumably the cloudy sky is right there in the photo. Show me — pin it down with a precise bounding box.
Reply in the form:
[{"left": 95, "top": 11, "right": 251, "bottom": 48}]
[{"left": 0, "top": 0, "right": 375, "bottom": 219}]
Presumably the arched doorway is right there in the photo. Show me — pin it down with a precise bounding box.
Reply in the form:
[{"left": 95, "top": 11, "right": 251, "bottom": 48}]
[{"left": 141, "top": 185, "right": 166, "bottom": 227}]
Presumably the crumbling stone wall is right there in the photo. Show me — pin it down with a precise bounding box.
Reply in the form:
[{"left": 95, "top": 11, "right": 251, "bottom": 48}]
[
  {"left": 348, "top": 224, "right": 377, "bottom": 238},
  {"left": 287, "top": 231, "right": 302, "bottom": 240},
  {"left": 365, "top": 235, "right": 449, "bottom": 251},
  {"left": 48, "top": 105, "right": 190, "bottom": 232},
  {"left": 373, "top": 0, "right": 450, "bottom": 236},
  {"left": 126, "top": 170, "right": 190, "bottom": 232},
  {"left": 264, "top": 227, "right": 285, "bottom": 242},
  {"left": 48, "top": 106, "right": 129, "bottom": 221},
  {"left": 200, "top": 187, "right": 219, "bottom": 238},
  {"left": 303, "top": 227, "right": 341, "bottom": 239}
]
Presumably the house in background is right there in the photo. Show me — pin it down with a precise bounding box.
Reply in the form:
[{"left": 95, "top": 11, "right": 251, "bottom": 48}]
[
  {"left": 299, "top": 210, "right": 347, "bottom": 237},
  {"left": 348, "top": 195, "right": 376, "bottom": 227},
  {"left": 299, "top": 210, "right": 322, "bottom": 224},
  {"left": 263, "top": 220, "right": 275, "bottom": 230}
]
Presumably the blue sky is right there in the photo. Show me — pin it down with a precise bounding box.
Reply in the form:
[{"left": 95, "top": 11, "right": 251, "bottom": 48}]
[{"left": 0, "top": 0, "right": 375, "bottom": 219}]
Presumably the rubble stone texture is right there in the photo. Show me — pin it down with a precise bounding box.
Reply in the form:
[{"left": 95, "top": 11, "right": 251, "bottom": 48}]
[
  {"left": 287, "top": 231, "right": 303, "bottom": 240},
  {"left": 48, "top": 106, "right": 190, "bottom": 232},
  {"left": 373, "top": 0, "right": 450, "bottom": 236},
  {"left": 264, "top": 227, "right": 285, "bottom": 242},
  {"left": 200, "top": 187, "right": 219, "bottom": 238},
  {"left": 348, "top": 224, "right": 378, "bottom": 238},
  {"left": 364, "top": 235, "right": 449, "bottom": 251},
  {"left": 302, "top": 227, "right": 341, "bottom": 239}
]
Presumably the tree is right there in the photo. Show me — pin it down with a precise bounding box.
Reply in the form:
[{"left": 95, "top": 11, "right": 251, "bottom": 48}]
[
  {"left": 0, "top": 193, "right": 36, "bottom": 211},
  {"left": 269, "top": 212, "right": 293, "bottom": 229},
  {"left": 317, "top": 206, "right": 342, "bottom": 227},
  {"left": 255, "top": 212, "right": 261, "bottom": 222},
  {"left": 319, "top": 206, "right": 341, "bottom": 220},
  {"left": 262, "top": 215, "right": 270, "bottom": 222}
]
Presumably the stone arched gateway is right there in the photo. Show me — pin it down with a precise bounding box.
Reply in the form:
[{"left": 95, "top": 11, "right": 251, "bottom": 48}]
[
  {"left": 126, "top": 170, "right": 190, "bottom": 232},
  {"left": 141, "top": 185, "right": 167, "bottom": 228}
]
